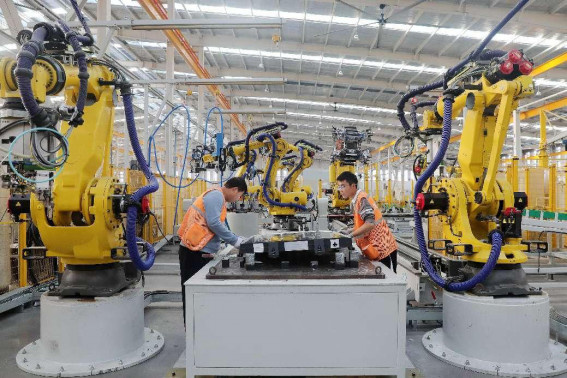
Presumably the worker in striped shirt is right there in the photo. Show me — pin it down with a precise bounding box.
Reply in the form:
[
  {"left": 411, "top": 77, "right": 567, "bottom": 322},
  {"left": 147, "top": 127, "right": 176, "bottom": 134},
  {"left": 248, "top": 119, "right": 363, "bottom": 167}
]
[{"left": 337, "top": 171, "right": 398, "bottom": 272}]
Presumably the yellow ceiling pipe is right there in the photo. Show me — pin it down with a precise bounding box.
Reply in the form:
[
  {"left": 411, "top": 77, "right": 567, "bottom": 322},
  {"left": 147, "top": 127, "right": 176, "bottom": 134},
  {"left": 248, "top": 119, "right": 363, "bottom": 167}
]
[
  {"left": 530, "top": 51, "right": 567, "bottom": 77},
  {"left": 520, "top": 97, "right": 567, "bottom": 120}
]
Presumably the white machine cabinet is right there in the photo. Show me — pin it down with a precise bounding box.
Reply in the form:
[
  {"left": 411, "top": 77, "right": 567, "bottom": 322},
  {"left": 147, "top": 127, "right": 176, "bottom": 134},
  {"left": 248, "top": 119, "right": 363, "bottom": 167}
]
[{"left": 185, "top": 257, "right": 407, "bottom": 377}]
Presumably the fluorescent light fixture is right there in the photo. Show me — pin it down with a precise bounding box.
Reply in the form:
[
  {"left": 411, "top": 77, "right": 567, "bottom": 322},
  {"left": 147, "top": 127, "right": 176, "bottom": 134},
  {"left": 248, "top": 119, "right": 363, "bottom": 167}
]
[
  {"left": 52, "top": 8, "right": 67, "bottom": 16},
  {"left": 152, "top": 69, "right": 198, "bottom": 78},
  {"left": 286, "top": 111, "right": 383, "bottom": 125},
  {"left": 533, "top": 78, "right": 567, "bottom": 89},
  {"left": 237, "top": 95, "right": 397, "bottom": 115},
  {"left": 21, "top": 9, "right": 44, "bottom": 21}
]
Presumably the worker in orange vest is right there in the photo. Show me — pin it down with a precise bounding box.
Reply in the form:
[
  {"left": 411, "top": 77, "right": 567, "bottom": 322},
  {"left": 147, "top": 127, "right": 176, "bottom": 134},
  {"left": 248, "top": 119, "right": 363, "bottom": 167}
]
[
  {"left": 336, "top": 171, "right": 398, "bottom": 272},
  {"left": 177, "top": 177, "right": 248, "bottom": 323}
]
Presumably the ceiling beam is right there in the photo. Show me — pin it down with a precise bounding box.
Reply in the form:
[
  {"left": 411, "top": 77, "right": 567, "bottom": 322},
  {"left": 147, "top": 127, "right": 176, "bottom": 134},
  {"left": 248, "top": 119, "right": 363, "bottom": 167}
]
[
  {"left": 520, "top": 97, "right": 567, "bottom": 120},
  {"left": 119, "top": 31, "right": 457, "bottom": 68},
  {"left": 372, "top": 97, "right": 567, "bottom": 154},
  {"left": 248, "top": 115, "right": 394, "bottom": 145},
  {"left": 226, "top": 89, "right": 401, "bottom": 114},
  {"left": 270, "top": 113, "right": 401, "bottom": 134},
  {"left": 235, "top": 101, "right": 404, "bottom": 132},
  {"left": 315, "top": 0, "right": 567, "bottom": 32},
  {"left": 213, "top": 68, "right": 411, "bottom": 93},
  {"left": 65, "top": 0, "right": 87, "bottom": 21},
  {"left": 0, "top": 0, "right": 24, "bottom": 37},
  {"left": 66, "top": 18, "right": 283, "bottom": 30},
  {"left": 551, "top": 0, "right": 567, "bottom": 14},
  {"left": 119, "top": 62, "right": 432, "bottom": 96},
  {"left": 115, "top": 33, "right": 567, "bottom": 80},
  {"left": 129, "top": 77, "right": 286, "bottom": 85},
  {"left": 249, "top": 114, "right": 396, "bottom": 139}
]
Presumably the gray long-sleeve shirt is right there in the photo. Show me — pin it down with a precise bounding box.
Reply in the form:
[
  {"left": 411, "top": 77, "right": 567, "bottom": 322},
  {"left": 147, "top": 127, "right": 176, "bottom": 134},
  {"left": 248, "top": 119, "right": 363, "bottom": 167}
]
[
  {"left": 351, "top": 190, "right": 379, "bottom": 223},
  {"left": 200, "top": 190, "right": 239, "bottom": 253}
]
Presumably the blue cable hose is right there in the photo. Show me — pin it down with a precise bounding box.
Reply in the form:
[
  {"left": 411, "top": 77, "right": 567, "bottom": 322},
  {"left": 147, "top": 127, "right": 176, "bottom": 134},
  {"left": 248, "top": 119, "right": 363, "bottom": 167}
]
[
  {"left": 412, "top": 98, "right": 502, "bottom": 291},
  {"left": 281, "top": 147, "right": 304, "bottom": 193},
  {"left": 203, "top": 106, "right": 223, "bottom": 147},
  {"left": 146, "top": 104, "right": 197, "bottom": 231},
  {"left": 122, "top": 91, "right": 159, "bottom": 271},
  {"left": 7, "top": 127, "right": 69, "bottom": 184},
  {"left": 203, "top": 106, "right": 225, "bottom": 185}
]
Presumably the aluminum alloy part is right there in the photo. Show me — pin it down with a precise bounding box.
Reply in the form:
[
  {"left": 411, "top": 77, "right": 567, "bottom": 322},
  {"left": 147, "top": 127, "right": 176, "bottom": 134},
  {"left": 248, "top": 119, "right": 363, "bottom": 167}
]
[
  {"left": 226, "top": 212, "right": 260, "bottom": 237},
  {"left": 245, "top": 253, "right": 256, "bottom": 266},
  {"left": 335, "top": 252, "right": 345, "bottom": 265}
]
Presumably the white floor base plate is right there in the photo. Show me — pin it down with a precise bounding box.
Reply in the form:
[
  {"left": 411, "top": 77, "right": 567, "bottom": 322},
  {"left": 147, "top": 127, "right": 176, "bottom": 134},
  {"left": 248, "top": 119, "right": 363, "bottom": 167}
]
[
  {"left": 423, "top": 328, "right": 567, "bottom": 377},
  {"left": 16, "top": 327, "right": 164, "bottom": 377}
]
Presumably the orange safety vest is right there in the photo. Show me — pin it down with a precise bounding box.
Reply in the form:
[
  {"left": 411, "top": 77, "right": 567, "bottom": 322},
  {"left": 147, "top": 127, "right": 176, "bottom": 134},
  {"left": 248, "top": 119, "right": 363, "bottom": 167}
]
[
  {"left": 178, "top": 188, "right": 227, "bottom": 251},
  {"left": 353, "top": 191, "right": 397, "bottom": 260}
]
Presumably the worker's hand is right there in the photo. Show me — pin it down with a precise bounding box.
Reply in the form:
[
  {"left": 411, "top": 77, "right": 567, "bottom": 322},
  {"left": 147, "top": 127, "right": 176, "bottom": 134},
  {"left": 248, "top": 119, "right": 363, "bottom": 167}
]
[
  {"left": 340, "top": 227, "right": 353, "bottom": 237},
  {"left": 234, "top": 236, "right": 245, "bottom": 248}
]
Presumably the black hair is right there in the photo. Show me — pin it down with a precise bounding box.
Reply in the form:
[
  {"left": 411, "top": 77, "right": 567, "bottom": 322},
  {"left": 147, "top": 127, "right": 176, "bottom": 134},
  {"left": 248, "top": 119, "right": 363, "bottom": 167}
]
[
  {"left": 336, "top": 171, "right": 358, "bottom": 186},
  {"left": 224, "top": 176, "right": 248, "bottom": 193}
]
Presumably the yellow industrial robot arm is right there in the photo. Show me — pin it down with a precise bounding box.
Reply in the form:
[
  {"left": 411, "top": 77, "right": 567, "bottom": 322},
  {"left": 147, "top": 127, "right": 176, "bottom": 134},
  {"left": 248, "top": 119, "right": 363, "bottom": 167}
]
[
  {"left": 281, "top": 139, "right": 322, "bottom": 193},
  {"left": 417, "top": 73, "right": 534, "bottom": 264},
  {"left": 3, "top": 20, "right": 158, "bottom": 295},
  {"left": 407, "top": 0, "right": 538, "bottom": 295},
  {"left": 0, "top": 53, "right": 120, "bottom": 264},
  {"left": 254, "top": 134, "right": 307, "bottom": 215},
  {"left": 413, "top": 47, "right": 536, "bottom": 295},
  {"left": 462, "top": 76, "right": 533, "bottom": 204}
]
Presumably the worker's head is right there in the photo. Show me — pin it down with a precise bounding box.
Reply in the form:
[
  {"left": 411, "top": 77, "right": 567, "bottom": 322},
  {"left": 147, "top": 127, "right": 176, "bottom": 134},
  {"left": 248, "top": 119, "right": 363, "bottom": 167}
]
[
  {"left": 222, "top": 177, "right": 248, "bottom": 202},
  {"left": 336, "top": 171, "right": 358, "bottom": 199}
]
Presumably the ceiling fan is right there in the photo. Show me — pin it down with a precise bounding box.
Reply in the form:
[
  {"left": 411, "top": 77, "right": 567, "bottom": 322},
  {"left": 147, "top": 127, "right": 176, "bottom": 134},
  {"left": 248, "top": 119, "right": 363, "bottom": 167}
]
[{"left": 314, "top": 0, "right": 432, "bottom": 48}]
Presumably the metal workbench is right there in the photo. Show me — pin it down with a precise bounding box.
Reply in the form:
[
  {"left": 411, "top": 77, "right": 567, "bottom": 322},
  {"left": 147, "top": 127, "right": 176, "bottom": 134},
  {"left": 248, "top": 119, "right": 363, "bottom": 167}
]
[{"left": 184, "top": 247, "right": 408, "bottom": 378}]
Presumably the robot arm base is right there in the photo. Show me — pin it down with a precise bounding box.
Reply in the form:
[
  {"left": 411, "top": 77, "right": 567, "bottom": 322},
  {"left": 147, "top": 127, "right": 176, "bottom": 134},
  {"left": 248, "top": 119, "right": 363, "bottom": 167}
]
[{"left": 48, "top": 262, "right": 140, "bottom": 297}]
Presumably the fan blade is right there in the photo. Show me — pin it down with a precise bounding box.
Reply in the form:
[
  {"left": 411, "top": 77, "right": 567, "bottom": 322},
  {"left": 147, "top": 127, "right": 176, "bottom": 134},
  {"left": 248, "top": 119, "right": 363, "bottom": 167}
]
[
  {"left": 336, "top": 0, "right": 379, "bottom": 18},
  {"left": 387, "top": 0, "right": 427, "bottom": 20},
  {"left": 375, "top": 23, "right": 384, "bottom": 49},
  {"left": 313, "top": 21, "right": 379, "bottom": 38},
  {"left": 399, "top": 21, "right": 448, "bottom": 28}
]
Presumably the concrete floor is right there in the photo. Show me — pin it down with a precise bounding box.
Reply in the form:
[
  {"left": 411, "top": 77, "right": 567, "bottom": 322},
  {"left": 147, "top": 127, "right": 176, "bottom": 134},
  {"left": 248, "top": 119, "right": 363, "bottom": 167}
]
[
  {"left": 0, "top": 242, "right": 187, "bottom": 378},
  {"left": 3, "top": 242, "right": 567, "bottom": 378},
  {"left": 406, "top": 325, "right": 487, "bottom": 378},
  {"left": 4, "top": 305, "right": 553, "bottom": 378}
]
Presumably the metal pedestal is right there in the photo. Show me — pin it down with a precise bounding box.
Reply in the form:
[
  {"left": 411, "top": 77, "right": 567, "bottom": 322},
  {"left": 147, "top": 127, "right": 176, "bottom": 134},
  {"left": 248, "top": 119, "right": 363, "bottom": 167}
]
[
  {"left": 16, "top": 286, "right": 164, "bottom": 377},
  {"left": 424, "top": 291, "right": 567, "bottom": 377}
]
